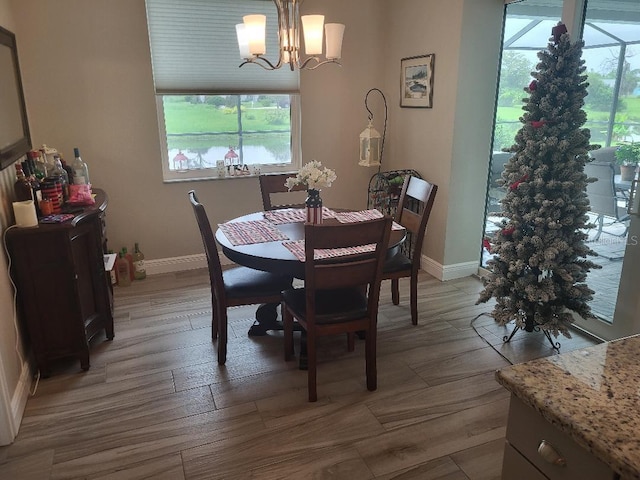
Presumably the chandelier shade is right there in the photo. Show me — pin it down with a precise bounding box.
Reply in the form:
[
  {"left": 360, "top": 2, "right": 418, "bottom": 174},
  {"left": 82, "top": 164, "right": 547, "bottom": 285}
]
[{"left": 236, "top": 0, "right": 345, "bottom": 71}]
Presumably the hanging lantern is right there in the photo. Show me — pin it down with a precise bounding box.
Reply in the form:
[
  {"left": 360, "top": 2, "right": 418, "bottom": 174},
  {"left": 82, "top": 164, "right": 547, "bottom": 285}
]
[
  {"left": 358, "top": 88, "right": 387, "bottom": 168},
  {"left": 359, "top": 120, "right": 382, "bottom": 167}
]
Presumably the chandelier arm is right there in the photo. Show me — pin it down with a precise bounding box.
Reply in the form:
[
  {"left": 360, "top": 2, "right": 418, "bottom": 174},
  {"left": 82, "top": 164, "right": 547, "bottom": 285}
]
[
  {"left": 364, "top": 88, "right": 387, "bottom": 172},
  {"left": 239, "top": 55, "right": 281, "bottom": 70},
  {"left": 302, "top": 59, "right": 342, "bottom": 70}
]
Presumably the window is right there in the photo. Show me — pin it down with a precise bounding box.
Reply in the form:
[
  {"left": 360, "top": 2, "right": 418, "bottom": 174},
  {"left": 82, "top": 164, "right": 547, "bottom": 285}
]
[
  {"left": 157, "top": 94, "right": 300, "bottom": 181},
  {"left": 146, "top": 0, "right": 301, "bottom": 182}
]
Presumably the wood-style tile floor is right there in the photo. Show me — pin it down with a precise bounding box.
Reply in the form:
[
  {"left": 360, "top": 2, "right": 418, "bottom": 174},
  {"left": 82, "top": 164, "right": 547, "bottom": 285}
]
[{"left": 0, "top": 269, "right": 598, "bottom": 479}]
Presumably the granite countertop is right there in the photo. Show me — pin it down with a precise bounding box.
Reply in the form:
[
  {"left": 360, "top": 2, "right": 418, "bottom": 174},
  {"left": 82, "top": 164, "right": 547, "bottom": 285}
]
[{"left": 496, "top": 335, "right": 640, "bottom": 479}]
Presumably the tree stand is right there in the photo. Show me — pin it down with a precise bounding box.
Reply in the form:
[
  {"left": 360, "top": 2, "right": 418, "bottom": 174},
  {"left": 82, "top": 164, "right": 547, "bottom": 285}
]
[{"left": 503, "top": 315, "right": 561, "bottom": 353}]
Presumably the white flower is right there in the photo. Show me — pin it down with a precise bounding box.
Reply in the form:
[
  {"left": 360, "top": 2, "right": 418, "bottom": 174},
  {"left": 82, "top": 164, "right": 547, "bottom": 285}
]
[{"left": 285, "top": 160, "right": 337, "bottom": 191}]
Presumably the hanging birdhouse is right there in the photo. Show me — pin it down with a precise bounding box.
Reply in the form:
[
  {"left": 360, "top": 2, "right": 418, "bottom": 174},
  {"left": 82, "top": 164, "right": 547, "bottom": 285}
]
[
  {"left": 173, "top": 150, "right": 189, "bottom": 171},
  {"left": 224, "top": 147, "right": 239, "bottom": 167}
]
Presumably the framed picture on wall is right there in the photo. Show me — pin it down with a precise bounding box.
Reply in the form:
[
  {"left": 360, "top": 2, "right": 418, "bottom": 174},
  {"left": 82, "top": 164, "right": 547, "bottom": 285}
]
[{"left": 400, "top": 54, "right": 435, "bottom": 108}]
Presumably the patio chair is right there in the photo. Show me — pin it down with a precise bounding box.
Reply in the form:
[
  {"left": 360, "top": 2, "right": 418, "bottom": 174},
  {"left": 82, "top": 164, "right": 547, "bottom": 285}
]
[{"left": 584, "top": 161, "right": 629, "bottom": 241}]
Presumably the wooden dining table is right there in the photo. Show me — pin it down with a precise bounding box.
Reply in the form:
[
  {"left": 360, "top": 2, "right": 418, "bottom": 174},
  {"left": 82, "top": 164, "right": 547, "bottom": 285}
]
[{"left": 215, "top": 209, "right": 406, "bottom": 336}]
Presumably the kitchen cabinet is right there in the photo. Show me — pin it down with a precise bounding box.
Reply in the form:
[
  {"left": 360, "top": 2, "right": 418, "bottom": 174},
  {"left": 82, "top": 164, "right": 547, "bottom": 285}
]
[
  {"left": 496, "top": 336, "right": 640, "bottom": 479},
  {"left": 503, "top": 395, "right": 617, "bottom": 479}
]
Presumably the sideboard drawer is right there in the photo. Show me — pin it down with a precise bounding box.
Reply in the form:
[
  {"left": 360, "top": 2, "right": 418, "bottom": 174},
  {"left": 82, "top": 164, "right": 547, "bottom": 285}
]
[{"left": 506, "top": 396, "right": 616, "bottom": 480}]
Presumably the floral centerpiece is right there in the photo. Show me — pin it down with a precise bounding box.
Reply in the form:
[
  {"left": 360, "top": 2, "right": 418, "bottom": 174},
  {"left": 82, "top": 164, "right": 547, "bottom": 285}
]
[{"left": 285, "top": 160, "right": 337, "bottom": 191}]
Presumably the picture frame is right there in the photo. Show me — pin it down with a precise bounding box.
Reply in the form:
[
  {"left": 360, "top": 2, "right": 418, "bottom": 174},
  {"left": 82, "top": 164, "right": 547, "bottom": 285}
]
[
  {"left": 400, "top": 54, "right": 435, "bottom": 108},
  {"left": 0, "top": 26, "right": 31, "bottom": 170}
]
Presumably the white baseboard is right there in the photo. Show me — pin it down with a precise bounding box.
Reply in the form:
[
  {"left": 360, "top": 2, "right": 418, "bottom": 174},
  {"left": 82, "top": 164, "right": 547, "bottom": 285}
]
[
  {"left": 144, "top": 252, "right": 232, "bottom": 276},
  {"left": 143, "top": 252, "right": 479, "bottom": 282},
  {"left": 421, "top": 255, "right": 479, "bottom": 281}
]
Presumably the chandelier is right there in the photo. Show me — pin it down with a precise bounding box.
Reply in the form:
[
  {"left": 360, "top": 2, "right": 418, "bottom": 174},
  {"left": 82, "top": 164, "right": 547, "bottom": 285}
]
[{"left": 235, "top": 0, "right": 345, "bottom": 71}]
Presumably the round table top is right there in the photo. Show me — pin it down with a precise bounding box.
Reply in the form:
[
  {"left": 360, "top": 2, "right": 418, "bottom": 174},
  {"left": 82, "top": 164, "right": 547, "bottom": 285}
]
[{"left": 215, "top": 211, "right": 405, "bottom": 278}]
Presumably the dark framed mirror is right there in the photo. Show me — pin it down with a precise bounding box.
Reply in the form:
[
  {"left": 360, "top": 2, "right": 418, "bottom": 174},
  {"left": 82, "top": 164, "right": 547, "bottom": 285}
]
[{"left": 0, "top": 25, "right": 31, "bottom": 171}]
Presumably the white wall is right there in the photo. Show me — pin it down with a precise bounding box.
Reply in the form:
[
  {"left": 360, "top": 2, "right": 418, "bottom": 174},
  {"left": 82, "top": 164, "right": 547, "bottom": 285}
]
[{"left": 382, "top": 0, "right": 503, "bottom": 278}]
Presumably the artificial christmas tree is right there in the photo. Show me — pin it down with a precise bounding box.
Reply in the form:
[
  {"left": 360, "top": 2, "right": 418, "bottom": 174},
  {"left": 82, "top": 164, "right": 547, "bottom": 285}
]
[{"left": 478, "top": 23, "right": 600, "bottom": 348}]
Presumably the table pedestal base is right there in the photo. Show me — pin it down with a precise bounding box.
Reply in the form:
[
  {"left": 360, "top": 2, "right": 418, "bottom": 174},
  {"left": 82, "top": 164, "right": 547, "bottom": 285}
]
[
  {"left": 247, "top": 303, "right": 308, "bottom": 369},
  {"left": 247, "top": 303, "right": 280, "bottom": 336}
]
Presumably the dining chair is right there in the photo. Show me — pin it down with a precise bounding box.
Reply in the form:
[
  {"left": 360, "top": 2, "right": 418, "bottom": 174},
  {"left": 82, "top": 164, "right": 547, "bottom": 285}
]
[
  {"left": 188, "top": 190, "right": 293, "bottom": 365},
  {"left": 259, "top": 173, "right": 307, "bottom": 211},
  {"left": 282, "top": 216, "right": 393, "bottom": 402},
  {"left": 382, "top": 175, "right": 438, "bottom": 325}
]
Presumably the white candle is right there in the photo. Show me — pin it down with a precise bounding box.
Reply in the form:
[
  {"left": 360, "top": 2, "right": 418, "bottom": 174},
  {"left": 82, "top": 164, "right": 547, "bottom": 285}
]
[{"left": 13, "top": 200, "right": 38, "bottom": 227}]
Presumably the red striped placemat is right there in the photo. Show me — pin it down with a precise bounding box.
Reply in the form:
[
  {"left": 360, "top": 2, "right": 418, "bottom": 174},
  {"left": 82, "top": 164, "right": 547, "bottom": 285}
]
[
  {"left": 282, "top": 240, "right": 377, "bottom": 262},
  {"left": 264, "top": 207, "right": 337, "bottom": 224},
  {"left": 335, "top": 209, "right": 404, "bottom": 230},
  {"left": 218, "top": 220, "right": 289, "bottom": 246}
]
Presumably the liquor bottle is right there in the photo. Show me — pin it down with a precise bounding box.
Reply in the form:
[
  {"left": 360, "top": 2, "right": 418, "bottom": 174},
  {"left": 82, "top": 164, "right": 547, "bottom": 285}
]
[
  {"left": 72, "top": 147, "right": 90, "bottom": 185},
  {"left": 29, "top": 150, "right": 47, "bottom": 180},
  {"left": 133, "top": 243, "right": 146, "bottom": 280},
  {"left": 40, "top": 145, "right": 56, "bottom": 174},
  {"left": 25, "top": 152, "right": 37, "bottom": 178},
  {"left": 116, "top": 251, "right": 131, "bottom": 287},
  {"left": 14, "top": 164, "right": 33, "bottom": 202},
  {"left": 123, "top": 247, "right": 135, "bottom": 281},
  {"left": 51, "top": 155, "right": 70, "bottom": 201},
  {"left": 21, "top": 161, "right": 42, "bottom": 213},
  {"left": 60, "top": 157, "right": 74, "bottom": 184}
]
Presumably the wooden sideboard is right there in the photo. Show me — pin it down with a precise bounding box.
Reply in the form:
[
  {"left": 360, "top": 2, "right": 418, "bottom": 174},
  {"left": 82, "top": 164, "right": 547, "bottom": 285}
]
[{"left": 6, "top": 188, "right": 114, "bottom": 377}]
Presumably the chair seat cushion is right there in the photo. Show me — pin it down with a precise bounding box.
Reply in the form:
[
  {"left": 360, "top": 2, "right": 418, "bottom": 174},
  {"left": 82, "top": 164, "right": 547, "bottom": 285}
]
[
  {"left": 383, "top": 252, "right": 412, "bottom": 274},
  {"left": 223, "top": 266, "right": 292, "bottom": 299},
  {"left": 282, "top": 288, "right": 368, "bottom": 324}
]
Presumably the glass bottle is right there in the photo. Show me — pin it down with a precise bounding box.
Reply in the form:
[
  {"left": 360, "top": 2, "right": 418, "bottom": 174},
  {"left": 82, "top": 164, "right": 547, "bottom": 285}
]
[
  {"left": 29, "top": 150, "right": 48, "bottom": 180},
  {"left": 14, "top": 164, "right": 33, "bottom": 202},
  {"left": 72, "top": 147, "right": 90, "bottom": 185},
  {"left": 60, "top": 157, "right": 74, "bottom": 184},
  {"left": 116, "top": 251, "right": 131, "bottom": 287},
  {"left": 40, "top": 145, "right": 56, "bottom": 174},
  {"left": 22, "top": 161, "right": 42, "bottom": 213},
  {"left": 123, "top": 247, "right": 135, "bottom": 281},
  {"left": 51, "top": 155, "right": 70, "bottom": 201},
  {"left": 133, "top": 243, "right": 146, "bottom": 280}
]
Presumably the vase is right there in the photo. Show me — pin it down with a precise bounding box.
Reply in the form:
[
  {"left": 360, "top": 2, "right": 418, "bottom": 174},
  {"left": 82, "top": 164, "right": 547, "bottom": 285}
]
[{"left": 306, "top": 189, "right": 323, "bottom": 224}]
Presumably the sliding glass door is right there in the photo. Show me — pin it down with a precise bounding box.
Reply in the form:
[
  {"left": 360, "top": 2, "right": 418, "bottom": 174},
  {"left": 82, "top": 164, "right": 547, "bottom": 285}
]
[
  {"left": 573, "top": 0, "right": 640, "bottom": 339},
  {"left": 482, "top": 0, "right": 640, "bottom": 340}
]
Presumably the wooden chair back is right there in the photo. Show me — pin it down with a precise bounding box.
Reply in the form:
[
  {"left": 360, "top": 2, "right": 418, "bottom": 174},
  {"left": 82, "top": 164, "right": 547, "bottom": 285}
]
[
  {"left": 282, "top": 217, "right": 392, "bottom": 400},
  {"left": 188, "top": 190, "right": 226, "bottom": 306},
  {"left": 303, "top": 217, "right": 393, "bottom": 323},
  {"left": 259, "top": 173, "right": 307, "bottom": 210},
  {"left": 395, "top": 175, "right": 438, "bottom": 269}
]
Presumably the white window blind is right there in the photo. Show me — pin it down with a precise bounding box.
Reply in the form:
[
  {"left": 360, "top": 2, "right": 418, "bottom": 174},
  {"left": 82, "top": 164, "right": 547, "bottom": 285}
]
[{"left": 145, "top": 0, "right": 299, "bottom": 94}]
